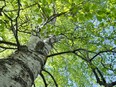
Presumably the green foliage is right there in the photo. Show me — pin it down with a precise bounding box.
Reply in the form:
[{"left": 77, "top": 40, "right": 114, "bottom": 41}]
[{"left": 0, "top": 0, "right": 116, "bottom": 87}]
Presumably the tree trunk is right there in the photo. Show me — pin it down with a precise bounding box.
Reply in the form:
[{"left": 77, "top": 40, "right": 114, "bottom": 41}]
[{"left": 0, "top": 35, "right": 55, "bottom": 87}]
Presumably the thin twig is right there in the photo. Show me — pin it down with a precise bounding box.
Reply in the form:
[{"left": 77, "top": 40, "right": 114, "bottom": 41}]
[
  {"left": 90, "top": 50, "right": 116, "bottom": 61},
  {"left": 38, "top": 11, "right": 67, "bottom": 33},
  {"left": 47, "top": 48, "right": 95, "bottom": 58},
  {"left": 43, "top": 69, "right": 58, "bottom": 87},
  {"left": 0, "top": 0, "right": 6, "bottom": 16},
  {"left": 96, "top": 68, "right": 106, "bottom": 83},
  {"left": 4, "top": 3, "right": 38, "bottom": 12}
]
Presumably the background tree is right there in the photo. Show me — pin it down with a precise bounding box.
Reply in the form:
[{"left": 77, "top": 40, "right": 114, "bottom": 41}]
[{"left": 0, "top": 0, "right": 116, "bottom": 87}]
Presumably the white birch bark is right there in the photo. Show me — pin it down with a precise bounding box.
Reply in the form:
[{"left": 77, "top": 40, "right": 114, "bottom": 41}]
[{"left": 0, "top": 35, "right": 56, "bottom": 87}]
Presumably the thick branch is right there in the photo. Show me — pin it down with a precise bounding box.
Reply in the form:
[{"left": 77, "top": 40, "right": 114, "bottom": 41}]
[
  {"left": 15, "top": 0, "right": 21, "bottom": 49},
  {"left": 0, "top": 46, "right": 16, "bottom": 49}
]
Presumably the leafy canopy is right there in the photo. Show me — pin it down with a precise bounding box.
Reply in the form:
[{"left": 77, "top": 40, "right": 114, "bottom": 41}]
[{"left": 0, "top": 0, "right": 116, "bottom": 87}]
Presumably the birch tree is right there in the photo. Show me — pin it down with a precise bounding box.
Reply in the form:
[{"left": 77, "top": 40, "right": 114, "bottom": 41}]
[{"left": 0, "top": 0, "right": 116, "bottom": 87}]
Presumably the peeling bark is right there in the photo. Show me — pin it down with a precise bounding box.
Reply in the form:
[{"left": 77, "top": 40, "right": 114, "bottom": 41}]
[{"left": 0, "top": 35, "right": 56, "bottom": 87}]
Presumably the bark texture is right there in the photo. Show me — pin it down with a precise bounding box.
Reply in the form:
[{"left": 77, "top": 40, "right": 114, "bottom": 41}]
[{"left": 0, "top": 35, "right": 55, "bottom": 87}]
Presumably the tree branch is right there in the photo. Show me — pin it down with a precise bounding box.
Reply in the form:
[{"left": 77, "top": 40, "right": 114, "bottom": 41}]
[
  {"left": 40, "top": 72, "right": 48, "bottom": 87},
  {"left": 47, "top": 48, "right": 94, "bottom": 58},
  {"left": 15, "top": 0, "right": 21, "bottom": 49},
  {"left": 4, "top": 3, "right": 38, "bottom": 12},
  {"left": 110, "top": 81, "right": 116, "bottom": 86},
  {"left": 43, "top": 69, "right": 58, "bottom": 87},
  {"left": 96, "top": 68, "right": 106, "bottom": 84},
  {"left": 38, "top": 11, "right": 67, "bottom": 33},
  {"left": 0, "top": 46, "right": 16, "bottom": 49},
  {"left": 74, "top": 52, "right": 88, "bottom": 61},
  {"left": 0, "top": 40, "right": 17, "bottom": 46},
  {"left": 3, "top": 1, "right": 21, "bottom": 49},
  {"left": 92, "top": 68, "right": 102, "bottom": 85},
  {"left": 0, "top": 0, "right": 6, "bottom": 16},
  {"left": 44, "top": 12, "right": 67, "bottom": 26},
  {"left": 90, "top": 50, "right": 116, "bottom": 61}
]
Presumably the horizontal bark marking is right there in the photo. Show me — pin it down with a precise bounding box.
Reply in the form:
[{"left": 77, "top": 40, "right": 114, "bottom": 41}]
[
  {"left": 10, "top": 58, "right": 34, "bottom": 84},
  {"left": 32, "top": 53, "right": 45, "bottom": 66},
  {"left": 0, "top": 58, "right": 14, "bottom": 73},
  {"left": 12, "top": 76, "right": 27, "bottom": 87}
]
